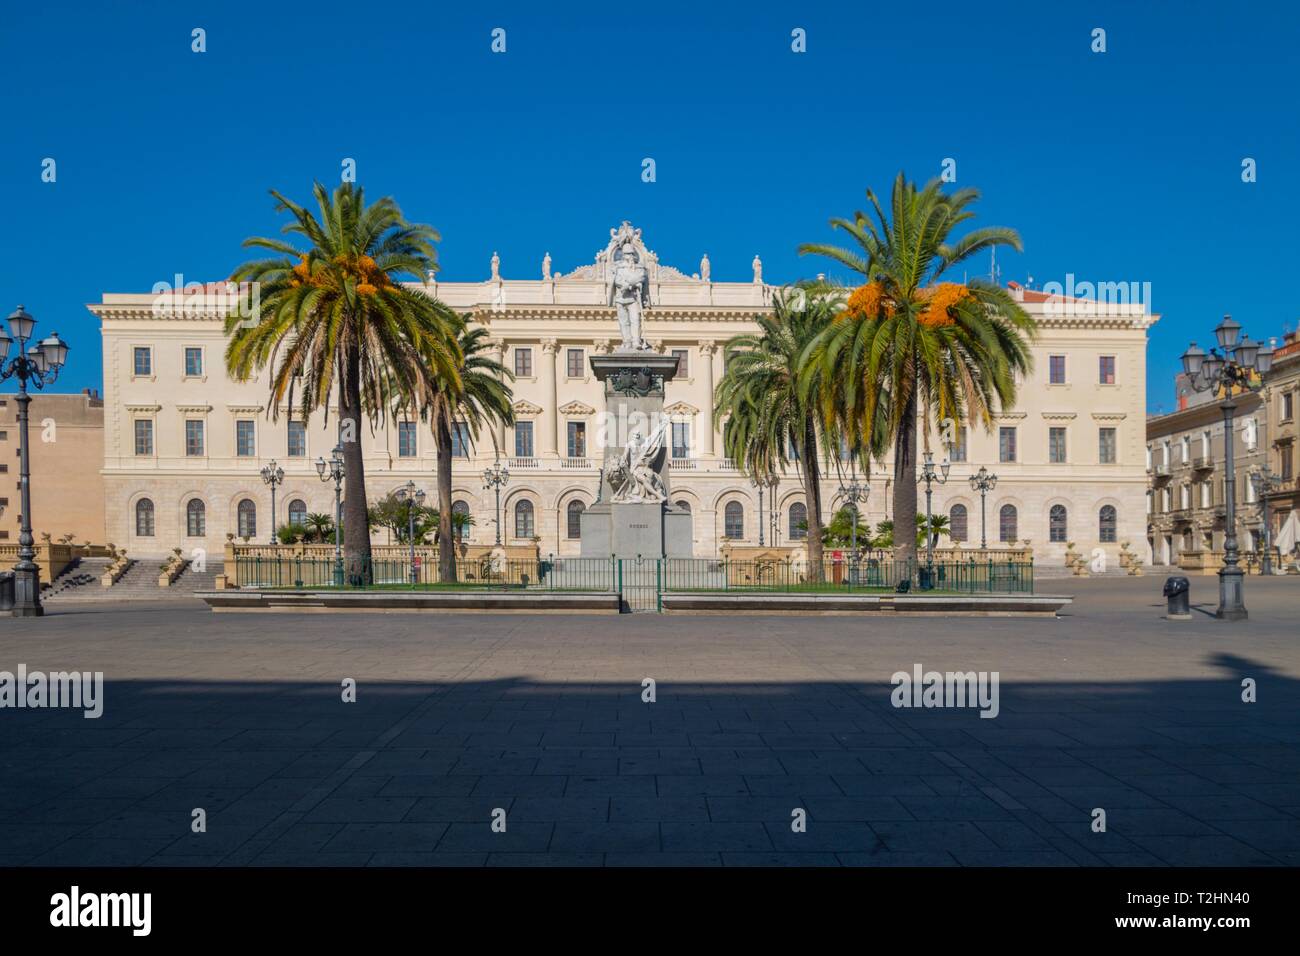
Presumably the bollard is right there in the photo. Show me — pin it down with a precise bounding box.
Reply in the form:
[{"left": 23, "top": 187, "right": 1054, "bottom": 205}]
[{"left": 1162, "top": 575, "right": 1191, "bottom": 620}]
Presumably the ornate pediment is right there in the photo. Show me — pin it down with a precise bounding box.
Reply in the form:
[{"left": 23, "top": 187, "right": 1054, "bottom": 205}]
[
  {"left": 1041, "top": 411, "right": 1077, "bottom": 422},
  {"left": 664, "top": 401, "right": 700, "bottom": 417},
  {"left": 558, "top": 400, "right": 595, "bottom": 416},
  {"left": 227, "top": 403, "right": 265, "bottom": 415},
  {"left": 554, "top": 221, "right": 699, "bottom": 284},
  {"left": 995, "top": 411, "right": 1027, "bottom": 422},
  {"left": 512, "top": 399, "right": 543, "bottom": 417},
  {"left": 1091, "top": 411, "right": 1128, "bottom": 422}
]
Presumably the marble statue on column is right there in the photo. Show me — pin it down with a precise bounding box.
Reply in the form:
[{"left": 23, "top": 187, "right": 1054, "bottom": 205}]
[
  {"left": 752, "top": 255, "right": 763, "bottom": 283},
  {"left": 607, "top": 241, "right": 651, "bottom": 352},
  {"left": 490, "top": 251, "right": 500, "bottom": 280},
  {"left": 700, "top": 254, "right": 711, "bottom": 282},
  {"left": 542, "top": 252, "right": 552, "bottom": 280}
]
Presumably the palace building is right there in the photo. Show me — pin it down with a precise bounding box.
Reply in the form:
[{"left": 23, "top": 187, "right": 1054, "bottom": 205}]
[{"left": 90, "top": 223, "right": 1157, "bottom": 563}]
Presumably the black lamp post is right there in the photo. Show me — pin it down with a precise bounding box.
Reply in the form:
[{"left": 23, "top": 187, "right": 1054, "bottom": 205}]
[
  {"left": 1180, "top": 315, "right": 1274, "bottom": 620},
  {"left": 968, "top": 465, "right": 998, "bottom": 551},
  {"left": 394, "top": 479, "right": 427, "bottom": 583},
  {"left": 750, "top": 476, "right": 767, "bottom": 547},
  {"left": 315, "top": 445, "right": 345, "bottom": 586},
  {"left": 260, "top": 460, "right": 284, "bottom": 545},
  {"left": 839, "top": 458, "right": 870, "bottom": 583},
  {"left": 0, "top": 306, "right": 70, "bottom": 617},
  {"left": 482, "top": 458, "right": 510, "bottom": 546},
  {"left": 1250, "top": 466, "right": 1280, "bottom": 576},
  {"left": 918, "top": 449, "right": 951, "bottom": 580}
]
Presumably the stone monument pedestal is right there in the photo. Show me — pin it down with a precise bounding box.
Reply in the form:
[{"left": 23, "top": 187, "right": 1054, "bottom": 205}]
[{"left": 580, "top": 351, "right": 692, "bottom": 559}]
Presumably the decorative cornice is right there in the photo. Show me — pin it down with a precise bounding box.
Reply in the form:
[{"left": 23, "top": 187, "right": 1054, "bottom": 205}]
[
  {"left": 996, "top": 412, "right": 1028, "bottom": 422},
  {"left": 176, "top": 404, "right": 213, "bottom": 414},
  {"left": 1091, "top": 412, "right": 1128, "bottom": 422},
  {"left": 557, "top": 400, "right": 596, "bottom": 416},
  {"left": 1040, "top": 411, "right": 1078, "bottom": 422},
  {"left": 227, "top": 404, "right": 265, "bottom": 415},
  {"left": 511, "top": 399, "right": 543, "bottom": 417},
  {"left": 664, "top": 401, "right": 700, "bottom": 417},
  {"left": 124, "top": 403, "right": 162, "bottom": 413}
]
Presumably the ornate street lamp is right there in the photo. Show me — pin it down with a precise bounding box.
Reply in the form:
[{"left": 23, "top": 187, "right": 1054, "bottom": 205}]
[
  {"left": 0, "top": 306, "right": 70, "bottom": 617},
  {"left": 394, "top": 479, "right": 427, "bottom": 584},
  {"left": 1179, "top": 315, "right": 1274, "bottom": 620},
  {"left": 1250, "top": 466, "right": 1281, "bottom": 576},
  {"left": 260, "top": 460, "right": 285, "bottom": 546},
  {"left": 482, "top": 458, "right": 510, "bottom": 546},
  {"left": 315, "top": 445, "right": 345, "bottom": 586},
  {"left": 918, "top": 449, "right": 950, "bottom": 583},
  {"left": 838, "top": 457, "right": 870, "bottom": 584},
  {"left": 968, "top": 465, "right": 999, "bottom": 551},
  {"left": 749, "top": 475, "right": 772, "bottom": 547},
  {"left": 766, "top": 473, "right": 780, "bottom": 546}
]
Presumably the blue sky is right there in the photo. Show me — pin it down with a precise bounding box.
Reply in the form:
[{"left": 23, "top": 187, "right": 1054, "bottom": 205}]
[{"left": 2, "top": 0, "right": 1296, "bottom": 411}]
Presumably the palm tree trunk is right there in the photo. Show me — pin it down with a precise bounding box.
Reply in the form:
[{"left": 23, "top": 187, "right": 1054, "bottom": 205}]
[
  {"left": 802, "top": 415, "right": 825, "bottom": 582},
  {"left": 435, "top": 415, "right": 456, "bottom": 583},
  {"left": 339, "top": 346, "right": 372, "bottom": 584},
  {"left": 893, "top": 391, "right": 918, "bottom": 568}
]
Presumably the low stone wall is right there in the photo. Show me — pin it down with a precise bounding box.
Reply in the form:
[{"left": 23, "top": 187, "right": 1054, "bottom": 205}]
[
  {"left": 0, "top": 543, "right": 77, "bottom": 584},
  {"left": 199, "top": 589, "right": 620, "bottom": 613},
  {"left": 661, "top": 592, "right": 1072, "bottom": 616},
  {"left": 217, "top": 542, "right": 541, "bottom": 588}
]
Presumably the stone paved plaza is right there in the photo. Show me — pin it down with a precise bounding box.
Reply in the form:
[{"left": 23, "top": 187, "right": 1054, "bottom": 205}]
[{"left": 1, "top": 577, "right": 1298, "bottom": 867}]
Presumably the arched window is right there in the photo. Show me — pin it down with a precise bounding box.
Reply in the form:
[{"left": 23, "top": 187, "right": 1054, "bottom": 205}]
[
  {"left": 135, "top": 498, "right": 155, "bottom": 536},
  {"left": 514, "top": 499, "right": 534, "bottom": 538},
  {"left": 186, "top": 499, "right": 206, "bottom": 537},
  {"left": 788, "top": 502, "right": 808, "bottom": 540},
  {"left": 566, "top": 500, "right": 585, "bottom": 539},
  {"left": 287, "top": 499, "right": 307, "bottom": 528},
  {"left": 1049, "top": 504, "right": 1068, "bottom": 543},
  {"left": 237, "top": 498, "right": 257, "bottom": 539},
  {"left": 724, "top": 501, "right": 744, "bottom": 539},
  {"left": 999, "top": 504, "right": 1018, "bottom": 543},
  {"left": 452, "top": 500, "right": 471, "bottom": 542},
  {"left": 949, "top": 503, "right": 968, "bottom": 543},
  {"left": 1099, "top": 505, "right": 1118, "bottom": 543}
]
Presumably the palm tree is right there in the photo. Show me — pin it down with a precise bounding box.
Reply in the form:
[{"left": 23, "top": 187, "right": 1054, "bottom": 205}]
[
  {"left": 225, "top": 182, "right": 460, "bottom": 583},
  {"left": 800, "top": 174, "right": 1036, "bottom": 566},
  {"left": 303, "top": 512, "right": 335, "bottom": 544},
  {"left": 406, "top": 320, "right": 513, "bottom": 583},
  {"left": 715, "top": 286, "right": 838, "bottom": 580}
]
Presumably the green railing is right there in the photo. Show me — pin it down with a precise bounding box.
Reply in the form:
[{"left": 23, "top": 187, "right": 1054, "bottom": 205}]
[{"left": 234, "top": 554, "right": 1033, "bottom": 595}]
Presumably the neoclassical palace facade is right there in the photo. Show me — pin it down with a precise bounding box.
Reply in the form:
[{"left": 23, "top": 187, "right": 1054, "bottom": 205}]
[{"left": 91, "top": 224, "right": 1156, "bottom": 562}]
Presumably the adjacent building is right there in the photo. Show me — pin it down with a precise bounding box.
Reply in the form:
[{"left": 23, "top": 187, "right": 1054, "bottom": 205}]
[
  {"left": 1260, "top": 330, "right": 1299, "bottom": 531},
  {"left": 90, "top": 223, "right": 1156, "bottom": 562},
  {"left": 0, "top": 389, "right": 105, "bottom": 546}
]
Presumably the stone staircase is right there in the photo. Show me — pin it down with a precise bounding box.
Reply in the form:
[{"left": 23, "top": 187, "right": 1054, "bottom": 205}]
[
  {"left": 172, "top": 560, "right": 223, "bottom": 594},
  {"left": 41, "top": 557, "right": 114, "bottom": 599}
]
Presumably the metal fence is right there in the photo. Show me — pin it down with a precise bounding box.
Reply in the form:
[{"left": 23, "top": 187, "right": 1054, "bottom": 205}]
[{"left": 233, "top": 554, "right": 1033, "bottom": 596}]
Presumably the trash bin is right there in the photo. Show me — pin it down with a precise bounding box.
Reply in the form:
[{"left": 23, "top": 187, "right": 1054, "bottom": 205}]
[
  {"left": 1163, "top": 575, "right": 1191, "bottom": 620},
  {"left": 0, "top": 571, "right": 13, "bottom": 612}
]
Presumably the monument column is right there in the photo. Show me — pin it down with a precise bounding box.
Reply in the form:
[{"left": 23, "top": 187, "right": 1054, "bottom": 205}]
[
  {"left": 487, "top": 337, "right": 507, "bottom": 454},
  {"left": 699, "top": 340, "right": 717, "bottom": 458},
  {"left": 540, "top": 339, "right": 559, "bottom": 458}
]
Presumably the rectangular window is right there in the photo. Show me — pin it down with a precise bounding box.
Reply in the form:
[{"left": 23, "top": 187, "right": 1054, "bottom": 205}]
[
  {"left": 452, "top": 422, "right": 471, "bottom": 457},
  {"left": 1099, "top": 427, "right": 1117, "bottom": 464},
  {"left": 949, "top": 425, "right": 967, "bottom": 463},
  {"left": 134, "top": 419, "right": 153, "bottom": 456},
  {"left": 184, "top": 347, "right": 203, "bottom": 376},
  {"left": 398, "top": 421, "right": 418, "bottom": 458},
  {"left": 514, "top": 347, "right": 532, "bottom": 377},
  {"left": 566, "top": 348, "right": 584, "bottom": 378},
  {"left": 1282, "top": 444, "right": 1294, "bottom": 481},
  {"left": 671, "top": 348, "right": 690, "bottom": 378},
  {"left": 1099, "top": 355, "right": 1116, "bottom": 385},
  {"left": 236, "top": 420, "right": 256, "bottom": 457},
  {"left": 515, "top": 421, "right": 534, "bottom": 458},
  {"left": 1049, "top": 355, "right": 1066, "bottom": 385},
  {"left": 999, "top": 426, "right": 1017, "bottom": 463},
  {"left": 185, "top": 420, "right": 205, "bottom": 457},
  {"left": 671, "top": 421, "right": 690, "bottom": 459},
  {"left": 567, "top": 421, "right": 586, "bottom": 459},
  {"left": 1284, "top": 392, "right": 1295, "bottom": 421},
  {"left": 1049, "top": 427, "right": 1067, "bottom": 464},
  {"left": 287, "top": 421, "right": 307, "bottom": 458},
  {"left": 133, "top": 347, "right": 151, "bottom": 376}
]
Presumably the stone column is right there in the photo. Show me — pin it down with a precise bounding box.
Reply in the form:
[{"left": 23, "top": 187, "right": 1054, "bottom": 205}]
[
  {"left": 541, "top": 339, "right": 559, "bottom": 458},
  {"left": 487, "top": 338, "right": 507, "bottom": 455},
  {"left": 699, "top": 340, "right": 717, "bottom": 457}
]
